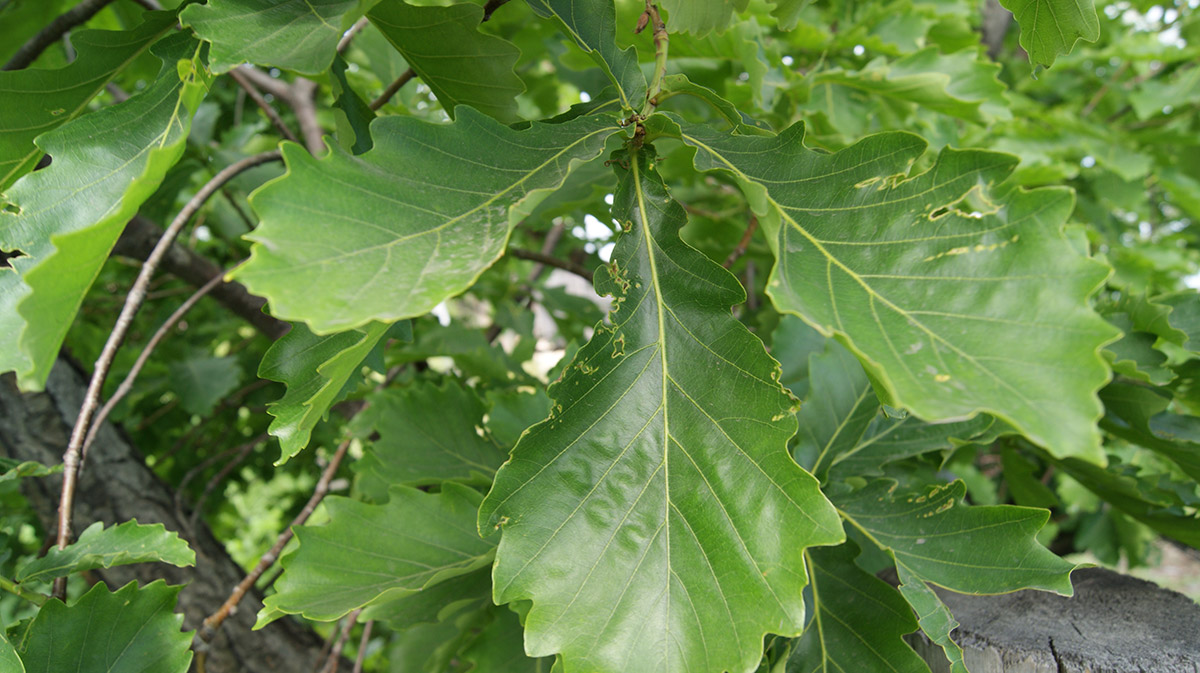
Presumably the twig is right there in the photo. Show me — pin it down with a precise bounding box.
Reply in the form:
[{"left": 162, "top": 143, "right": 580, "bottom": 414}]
[
  {"left": 193, "top": 437, "right": 353, "bottom": 664},
  {"left": 508, "top": 247, "right": 594, "bottom": 283},
  {"left": 337, "top": 16, "right": 370, "bottom": 53},
  {"left": 352, "top": 620, "right": 373, "bottom": 673},
  {"left": 369, "top": 69, "right": 415, "bottom": 111},
  {"left": 236, "top": 66, "right": 294, "bottom": 102},
  {"left": 51, "top": 151, "right": 281, "bottom": 601},
  {"left": 292, "top": 78, "right": 326, "bottom": 155},
  {"left": 723, "top": 214, "right": 759, "bottom": 268},
  {"left": 228, "top": 69, "right": 301, "bottom": 145},
  {"left": 322, "top": 608, "right": 362, "bottom": 673},
  {"left": 1081, "top": 61, "right": 1129, "bottom": 117},
  {"left": 188, "top": 433, "right": 266, "bottom": 534},
  {"left": 3, "top": 0, "right": 117, "bottom": 71},
  {"left": 129, "top": 0, "right": 161, "bottom": 9},
  {"left": 82, "top": 272, "right": 225, "bottom": 457}
]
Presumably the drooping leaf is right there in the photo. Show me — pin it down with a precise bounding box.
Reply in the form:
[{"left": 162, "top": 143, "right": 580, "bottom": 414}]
[
  {"left": 657, "top": 75, "right": 773, "bottom": 134},
  {"left": 168, "top": 355, "right": 243, "bottom": 416},
  {"left": 834, "top": 480, "right": 1076, "bottom": 595},
  {"left": 18, "top": 581, "right": 192, "bottom": 673},
  {"left": 526, "top": 0, "right": 647, "bottom": 110},
  {"left": 0, "top": 457, "right": 59, "bottom": 483},
  {"left": 0, "top": 11, "right": 177, "bottom": 189},
  {"left": 658, "top": 0, "right": 750, "bottom": 36},
  {"left": 1099, "top": 382, "right": 1200, "bottom": 483},
  {"left": 479, "top": 146, "right": 844, "bottom": 673},
  {"left": 352, "top": 381, "right": 506, "bottom": 496},
  {"left": 0, "top": 33, "right": 209, "bottom": 391},
  {"left": 261, "top": 483, "right": 494, "bottom": 624},
  {"left": 258, "top": 321, "right": 391, "bottom": 464},
  {"left": 894, "top": 564, "right": 967, "bottom": 673},
  {"left": 16, "top": 520, "right": 194, "bottom": 584},
  {"left": 998, "top": 0, "right": 1100, "bottom": 67},
  {"left": 232, "top": 108, "right": 618, "bottom": 333},
  {"left": 673, "top": 117, "right": 1117, "bottom": 464},
  {"left": 810, "top": 48, "right": 1010, "bottom": 124},
  {"left": 367, "top": 0, "right": 524, "bottom": 122},
  {"left": 180, "top": 0, "right": 361, "bottom": 76},
  {"left": 788, "top": 541, "right": 929, "bottom": 673}
]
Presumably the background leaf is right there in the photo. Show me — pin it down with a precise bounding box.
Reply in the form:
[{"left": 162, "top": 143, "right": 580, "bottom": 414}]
[
  {"left": 480, "top": 147, "right": 843, "bottom": 673},
  {"left": 526, "top": 0, "right": 647, "bottom": 109},
  {"left": 998, "top": 0, "right": 1100, "bottom": 67},
  {"left": 16, "top": 521, "right": 194, "bottom": 584}
]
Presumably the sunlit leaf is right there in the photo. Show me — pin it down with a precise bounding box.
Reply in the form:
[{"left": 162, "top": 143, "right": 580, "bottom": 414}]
[
  {"left": 180, "top": 0, "right": 361, "bottom": 76},
  {"left": 479, "top": 146, "right": 844, "bottom": 673},
  {"left": 368, "top": 0, "right": 524, "bottom": 122},
  {"left": 998, "top": 0, "right": 1099, "bottom": 67},
  {"left": 673, "top": 117, "right": 1117, "bottom": 463},
  {"left": 0, "top": 458, "right": 59, "bottom": 483},
  {"left": 0, "top": 11, "right": 177, "bottom": 189},
  {"left": 232, "top": 108, "right": 618, "bottom": 333},
  {"left": 16, "top": 521, "right": 193, "bottom": 584},
  {"left": 261, "top": 483, "right": 494, "bottom": 624},
  {"left": 18, "top": 581, "right": 192, "bottom": 673},
  {"left": 0, "top": 34, "right": 209, "bottom": 391},
  {"left": 658, "top": 0, "right": 749, "bottom": 36},
  {"left": 259, "top": 321, "right": 391, "bottom": 464}
]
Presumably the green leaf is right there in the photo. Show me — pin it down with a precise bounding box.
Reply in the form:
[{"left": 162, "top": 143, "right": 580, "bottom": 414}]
[
  {"left": 461, "top": 607, "right": 557, "bottom": 673},
  {"left": 0, "top": 632, "right": 23, "bottom": 673},
  {"left": 479, "top": 146, "right": 844, "bottom": 673},
  {"left": 258, "top": 321, "right": 390, "bottom": 464},
  {"left": 0, "top": 33, "right": 209, "bottom": 391},
  {"left": 834, "top": 480, "right": 1076, "bottom": 595},
  {"left": 659, "top": 0, "right": 750, "bottom": 36},
  {"left": 788, "top": 541, "right": 929, "bottom": 673},
  {"left": 180, "top": 0, "right": 361, "bottom": 76},
  {"left": 261, "top": 483, "right": 494, "bottom": 624},
  {"left": 527, "top": 0, "right": 647, "bottom": 110},
  {"left": 361, "top": 565, "right": 492, "bottom": 630},
  {"left": 810, "top": 48, "right": 1011, "bottom": 124},
  {"left": 232, "top": 108, "right": 617, "bottom": 333},
  {"left": 367, "top": 0, "right": 524, "bottom": 122},
  {"left": 998, "top": 0, "right": 1100, "bottom": 67},
  {"left": 1099, "top": 383, "right": 1200, "bottom": 483},
  {"left": 168, "top": 355, "right": 243, "bottom": 416},
  {"left": 893, "top": 564, "right": 967, "bottom": 673},
  {"left": 485, "top": 387, "right": 552, "bottom": 449},
  {"left": 0, "top": 11, "right": 177, "bottom": 189},
  {"left": 0, "top": 458, "right": 59, "bottom": 483},
  {"left": 15, "top": 521, "right": 194, "bottom": 584},
  {"left": 794, "top": 340, "right": 879, "bottom": 478},
  {"left": 18, "top": 581, "right": 192, "bottom": 673},
  {"left": 329, "top": 54, "right": 376, "bottom": 155},
  {"left": 1129, "top": 66, "right": 1200, "bottom": 120},
  {"left": 674, "top": 118, "right": 1117, "bottom": 464},
  {"left": 352, "top": 380, "right": 506, "bottom": 495},
  {"left": 1101, "top": 313, "right": 1173, "bottom": 385},
  {"left": 1159, "top": 291, "right": 1200, "bottom": 353}
]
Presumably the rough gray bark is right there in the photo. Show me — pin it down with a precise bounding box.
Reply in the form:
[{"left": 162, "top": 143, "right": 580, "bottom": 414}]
[
  {"left": 906, "top": 568, "right": 1200, "bottom": 673},
  {"left": 0, "top": 360, "right": 332, "bottom": 673}
]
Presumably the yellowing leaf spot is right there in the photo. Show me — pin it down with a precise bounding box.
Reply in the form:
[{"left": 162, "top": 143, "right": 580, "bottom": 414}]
[{"left": 935, "top": 374, "right": 951, "bottom": 382}]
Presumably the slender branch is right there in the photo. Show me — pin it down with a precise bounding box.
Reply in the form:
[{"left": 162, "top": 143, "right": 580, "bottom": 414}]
[
  {"left": 637, "top": 1, "right": 668, "bottom": 111},
  {"left": 82, "top": 272, "right": 226, "bottom": 457},
  {"left": 128, "top": 0, "right": 162, "bottom": 10},
  {"left": 1081, "top": 61, "right": 1129, "bottom": 117},
  {"left": 3, "top": 0, "right": 117, "bottom": 71},
  {"left": 508, "top": 247, "right": 594, "bottom": 283},
  {"left": 369, "top": 69, "right": 415, "bottom": 111},
  {"left": 337, "top": 16, "right": 370, "bottom": 53},
  {"left": 292, "top": 78, "right": 326, "bottom": 155},
  {"left": 51, "top": 151, "right": 282, "bottom": 601},
  {"left": 322, "top": 608, "right": 362, "bottom": 673},
  {"left": 723, "top": 214, "right": 759, "bottom": 268},
  {"left": 0, "top": 574, "right": 49, "bottom": 606},
  {"left": 352, "top": 620, "right": 373, "bottom": 673},
  {"left": 193, "top": 437, "right": 353, "bottom": 659},
  {"left": 236, "top": 66, "right": 295, "bottom": 101},
  {"left": 228, "top": 70, "right": 301, "bottom": 145}
]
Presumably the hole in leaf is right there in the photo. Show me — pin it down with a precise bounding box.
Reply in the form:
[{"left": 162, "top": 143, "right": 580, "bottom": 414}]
[
  {"left": 930, "top": 206, "right": 949, "bottom": 219},
  {"left": 2, "top": 202, "right": 20, "bottom": 216},
  {"left": 34, "top": 153, "right": 52, "bottom": 171},
  {"left": 1, "top": 248, "right": 27, "bottom": 269}
]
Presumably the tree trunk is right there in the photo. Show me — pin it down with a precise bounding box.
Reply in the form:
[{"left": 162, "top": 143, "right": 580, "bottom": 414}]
[{"left": 0, "top": 359, "right": 332, "bottom": 673}]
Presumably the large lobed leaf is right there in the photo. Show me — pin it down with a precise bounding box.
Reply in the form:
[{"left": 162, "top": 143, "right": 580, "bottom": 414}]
[
  {"left": 260, "top": 483, "right": 494, "bottom": 624},
  {"left": 368, "top": 0, "right": 524, "bottom": 122},
  {"left": 16, "top": 521, "right": 194, "bottom": 584},
  {"left": 998, "top": 0, "right": 1100, "bottom": 67},
  {"left": 232, "top": 107, "right": 618, "bottom": 333},
  {"left": 180, "top": 0, "right": 361, "bottom": 76},
  {"left": 0, "top": 33, "right": 209, "bottom": 391},
  {"left": 0, "top": 11, "right": 177, "bottom": 189},
  {"left": 18, "top": 581, "right": 192, "bottom": 673},
  {"left": 673, "top": 117, "right": 1118, "bottom": 463},
  {"left": 479, "top": 146, "right": 844, "bottom": 673},
  {"left": 527, "top": 0, "right": 646, "bottom": 110}
]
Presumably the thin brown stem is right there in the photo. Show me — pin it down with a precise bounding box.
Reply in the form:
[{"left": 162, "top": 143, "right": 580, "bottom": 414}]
[
  {"left": 3, "top": 0, "right": 118, "bottom": 71},
  {"left": 508, "top": 247, "right": 594, "bottom": 283},
  {"left": 193, "top": 438, "right": 353, "bottom": 659},
  {"left": 1081, "top": 61, "right": 1129, "bottom": 117},
  {"left": 322, "top": 608, "right": 362, "bottom": 673},
  {"left": 82, "top": 272, "right": 225, "bottom": 457},
  {"left": 236, "top": 66, "right": 295, "bottom": 101},
  {"left": 228, "top": 69, "right": 301, "bottom": 145},
  {"left": 51, "top": 151, "right": 281, "bottom": 601},
  {"left": 337, "top": 16, "right": 370, "bottom": 53},
  {"left": 351, "top": 620, "right": 373, "bottom": 673},
  {"left": 369, "top": 69, "right": 415, "bottom": 111},
  {"left": 292, "top": 78, "right": 326, "bottom": 155},
  {"left": 128, "top": 0, "right": 161, "bottom": 10},
  {"left": 723, "top": 214, "right": 759, "bottom": 268}
]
